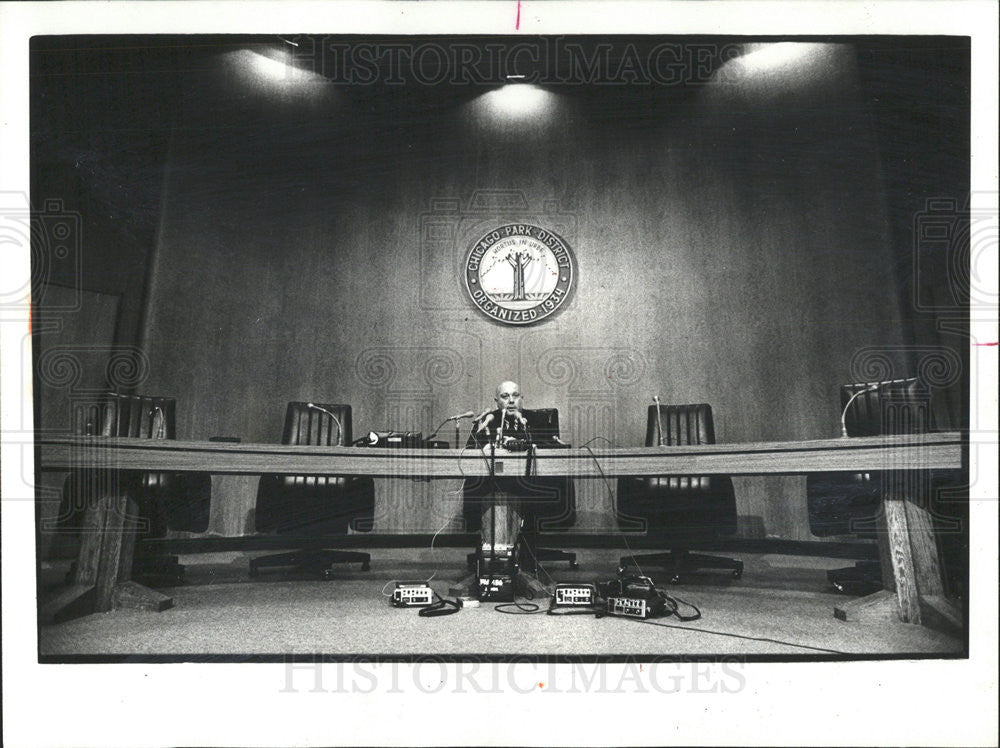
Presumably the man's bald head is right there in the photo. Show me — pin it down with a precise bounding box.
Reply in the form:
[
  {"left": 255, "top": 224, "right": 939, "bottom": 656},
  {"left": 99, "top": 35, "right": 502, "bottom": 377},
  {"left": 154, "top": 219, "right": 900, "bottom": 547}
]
[{"left": 494, "top": 380, "right": 523, "bottom": 412}]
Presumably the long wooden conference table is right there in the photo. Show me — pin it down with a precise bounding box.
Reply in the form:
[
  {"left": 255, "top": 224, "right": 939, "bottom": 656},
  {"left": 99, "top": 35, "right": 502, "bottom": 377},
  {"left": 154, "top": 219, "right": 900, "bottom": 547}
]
[{"left": 38, "top": 432, "right": 964, "bottom": 631}]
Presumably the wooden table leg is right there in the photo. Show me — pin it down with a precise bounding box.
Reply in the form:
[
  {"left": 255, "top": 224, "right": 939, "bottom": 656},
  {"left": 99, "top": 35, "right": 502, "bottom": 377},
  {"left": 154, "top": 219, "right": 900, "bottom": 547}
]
[
  {"left": 37, "top": 481, "right": 108, "bottom": 624},
  {"left": 39, "top": 478, "right": 172, "bottom": 623},
  {"left": 112, "top": 493, "right": 172, "bottom": 612},
  {"left": 834, "top": 472, "right": 961, "bottom": 632}
]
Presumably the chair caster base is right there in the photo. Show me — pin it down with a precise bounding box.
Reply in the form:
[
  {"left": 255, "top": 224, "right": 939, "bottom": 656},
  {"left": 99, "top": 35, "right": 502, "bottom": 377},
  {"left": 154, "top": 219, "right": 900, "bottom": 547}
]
[
  {"left": 251, "top": 550, "right": 372, "bottom": 580},
  {"left": 621, "top": 552, "right": 744, "bottom": 584}
]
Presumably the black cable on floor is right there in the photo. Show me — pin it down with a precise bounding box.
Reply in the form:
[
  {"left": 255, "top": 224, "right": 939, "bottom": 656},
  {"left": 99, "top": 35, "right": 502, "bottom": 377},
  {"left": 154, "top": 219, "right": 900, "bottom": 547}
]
[
  {"left": 494, "top": 580, "right": 546, "bottom": 614},
  {"left": 622, "top": 617, "right": 850, "bottom": 655},
  {"left": 581, "top": 443, "right": 649, "bottom": 580},
  {"left": 494, "top": 600, "right": 543, "bottom": 614},
  {"left": 418, "top": 592, "right": 461, "bottom": 618}
]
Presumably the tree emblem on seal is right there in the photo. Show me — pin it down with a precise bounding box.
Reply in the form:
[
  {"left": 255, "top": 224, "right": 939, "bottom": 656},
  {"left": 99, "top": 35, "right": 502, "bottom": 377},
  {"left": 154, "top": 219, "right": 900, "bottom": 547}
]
[{"left": 464, "top": 223, "right": 576, "bottom": 325}]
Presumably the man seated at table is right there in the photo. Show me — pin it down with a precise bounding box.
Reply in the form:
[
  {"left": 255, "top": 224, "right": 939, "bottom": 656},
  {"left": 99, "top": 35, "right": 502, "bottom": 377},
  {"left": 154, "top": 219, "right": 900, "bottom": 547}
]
[
  {"left": 462, "top": 380, "right": 571, "bottom": 538},
  {"left": 467, "top": 380, "right": 562, "bottom": 450}
]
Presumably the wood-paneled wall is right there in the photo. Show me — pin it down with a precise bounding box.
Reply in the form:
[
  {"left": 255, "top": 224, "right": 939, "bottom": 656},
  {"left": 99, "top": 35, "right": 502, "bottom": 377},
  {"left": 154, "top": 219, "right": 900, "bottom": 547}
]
[{"left": 136, "top": 44, "right": 913, "bottom": 539}]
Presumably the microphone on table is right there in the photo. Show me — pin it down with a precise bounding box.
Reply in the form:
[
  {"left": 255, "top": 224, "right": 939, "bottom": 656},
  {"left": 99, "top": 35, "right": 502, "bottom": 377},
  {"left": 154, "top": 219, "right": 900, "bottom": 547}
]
[
  {"left": 496, "top": 409, "right": 528, "bottom": 447},
  {"left": 653, "top": 395, "right": 664, "bottom": 446},
  {"left": 427, "top": 411, "right": 476, "bottom": 441},
  {"left": 149, "top": 405, "right": 167, "bottom": 439},
  {"left": 306, "top": 402, "right": 343, "bottom": 446},
  {"left": 475, "top": 408, "right": 495, "bottom": 434},
  {"left": 840, "top": 384, "right": 879, "bottom": 439}
]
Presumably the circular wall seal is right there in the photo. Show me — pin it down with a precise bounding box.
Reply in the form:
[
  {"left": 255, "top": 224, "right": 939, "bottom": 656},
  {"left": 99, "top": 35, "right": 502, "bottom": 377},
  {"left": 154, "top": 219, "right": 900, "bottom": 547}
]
[{"left": 464, "top": 223, "right": 576, "bottom": 325}]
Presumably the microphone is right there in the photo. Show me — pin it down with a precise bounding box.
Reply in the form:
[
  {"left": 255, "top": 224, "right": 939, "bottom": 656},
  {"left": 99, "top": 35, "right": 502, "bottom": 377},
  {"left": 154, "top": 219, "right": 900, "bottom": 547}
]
[
  {"left": 653, "top": 395, "right": 664, "bottom": 446},
  {"left": 427, "top": 411, "right": 476, "bottom": 441},
  {"left": 474, "top": 406, "right": 495, "bottom": 434},
  {"left": 306, "top": 402, "right": 343, "bottom": 446},
  {"left": 840, "top": 384, "right": 879, "bottom": 438},
  {"left": 477, "top": 413, "right": 495, "bottom": 434},
  {"left": 496, "top": 409, "right": 527, "bottom": 448},
  {"left": 149, "top": 406, "right": 166, "bottom": 439}
]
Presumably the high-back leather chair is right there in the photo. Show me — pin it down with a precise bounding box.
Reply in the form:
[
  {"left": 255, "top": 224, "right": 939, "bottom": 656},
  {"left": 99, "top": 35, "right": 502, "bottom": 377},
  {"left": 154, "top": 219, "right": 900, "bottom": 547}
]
[
  {"left": 58, "top": 393, "right": 211, "bottom": 583},
  {"left": 251, "top": 402, "right": 374, "bottom": 578},
  {"left": 615, "top": 403, "right": 742, "bottom": 582},
  {"left": 462, "top": 407, "right": 577, "bottom": 571},
  {"left": 807, "top": 377, "right": 951, "bottom": 594}
]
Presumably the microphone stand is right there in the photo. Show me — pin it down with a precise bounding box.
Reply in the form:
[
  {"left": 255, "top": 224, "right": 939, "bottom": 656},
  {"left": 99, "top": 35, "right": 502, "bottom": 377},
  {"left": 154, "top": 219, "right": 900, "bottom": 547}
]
[
  {"left": 653, "top": 395, "right": 664, "bottom": 446},
  {"left": 150, "top": 406, "right": 166, "bottom": 439},
  {"left": 426, "top": 417, "right": 451, "bottom": 443},
  {"left": 306, "top": 403, "right": 343, "bottom": 446},
  {"left": 840, "top": 384, "right": 879, "bottom": 438},
  {"left": 489, "top": 439, "right": 496, "bottom": 572},
  {"left": 427, "top": 414, "right": 475, "bottom": 448}
]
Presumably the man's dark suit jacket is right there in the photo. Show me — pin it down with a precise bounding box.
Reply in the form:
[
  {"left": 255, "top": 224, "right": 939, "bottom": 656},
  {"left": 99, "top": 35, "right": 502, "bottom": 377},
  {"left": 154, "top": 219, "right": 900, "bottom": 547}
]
[{"left": 462, "top": 408, "right": 569, "bottom": 532}]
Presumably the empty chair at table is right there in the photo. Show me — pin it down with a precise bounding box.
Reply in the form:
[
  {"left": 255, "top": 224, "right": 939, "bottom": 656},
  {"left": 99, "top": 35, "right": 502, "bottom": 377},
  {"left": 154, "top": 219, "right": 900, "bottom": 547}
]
[
  {"left": 615, "top": 402, "right": 742, "bottom": 582},
  {"left": 251, "top": 401, "right": 374, "bottom": 579},
  {"left": 807, "top": 377, "right": 966, "bottom": 598},
  {"left": 57, "top": 393, "right": 211, "bottom": 585}
]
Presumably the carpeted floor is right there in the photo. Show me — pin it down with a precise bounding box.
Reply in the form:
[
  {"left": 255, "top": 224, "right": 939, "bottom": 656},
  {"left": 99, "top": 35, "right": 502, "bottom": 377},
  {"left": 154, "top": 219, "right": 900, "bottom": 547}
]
[{"left": 37, "top": 549, "right": 965, "bottom": 659}]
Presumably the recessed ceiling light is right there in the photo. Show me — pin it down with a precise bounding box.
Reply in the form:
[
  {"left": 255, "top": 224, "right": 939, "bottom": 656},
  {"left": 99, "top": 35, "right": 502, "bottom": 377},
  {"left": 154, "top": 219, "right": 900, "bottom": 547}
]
[{"left": 478, "top": 83, "right": 554, "bottom": 118}]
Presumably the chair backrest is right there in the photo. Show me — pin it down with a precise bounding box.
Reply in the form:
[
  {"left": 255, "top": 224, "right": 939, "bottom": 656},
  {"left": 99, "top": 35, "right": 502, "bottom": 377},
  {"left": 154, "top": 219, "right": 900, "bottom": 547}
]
[
  {"left": 644, "top": 403, "right": 715, "bottom": 447},
  {"left": 841, "top": 377, "right": 933, "bottom": 437},
  {"left": 76, "top": 394, "right": 175, "bottom": 439},
  {"left": 524, "top": 407, "right": 561, "bottom": 443},
  {"left": 616, "top": 402, "right": 735, "bottom": 538},
  {"left": 282, "top": 402, "right": 353, "bottom": 447},
  {"left": 64, "top": 394, "right": 212, "bottom": 537},
  {"left": 256, "top": 402, "right": 372, "bottom": 536}
]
